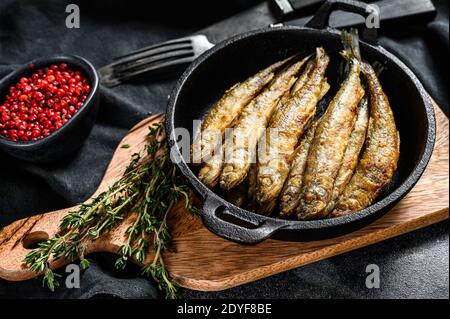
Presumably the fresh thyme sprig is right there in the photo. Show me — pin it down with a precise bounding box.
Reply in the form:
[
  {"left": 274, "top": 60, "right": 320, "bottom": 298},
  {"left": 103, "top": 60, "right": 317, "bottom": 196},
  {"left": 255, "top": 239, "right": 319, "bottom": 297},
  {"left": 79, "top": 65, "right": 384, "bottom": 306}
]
[{"left": 24, "top": 122, "right": 198, "bottom": 298}]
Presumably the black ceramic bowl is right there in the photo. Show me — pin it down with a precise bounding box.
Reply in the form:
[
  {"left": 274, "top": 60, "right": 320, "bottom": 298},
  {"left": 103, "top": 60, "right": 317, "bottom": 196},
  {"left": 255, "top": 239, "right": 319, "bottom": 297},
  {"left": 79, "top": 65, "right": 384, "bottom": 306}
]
[
  {"left": 0, "top": 55, "right": 99, "bottom": 163},
  {"left": 167, "top": 1, "right": 436, "bottom": 245}
]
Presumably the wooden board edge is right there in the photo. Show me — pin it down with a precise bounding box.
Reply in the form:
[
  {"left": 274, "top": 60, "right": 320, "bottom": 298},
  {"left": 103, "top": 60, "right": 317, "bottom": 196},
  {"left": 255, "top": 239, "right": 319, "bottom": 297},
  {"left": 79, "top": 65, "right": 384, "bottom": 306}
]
[{"left": 175, "top": 208, "right": 448, "bottom": 291}]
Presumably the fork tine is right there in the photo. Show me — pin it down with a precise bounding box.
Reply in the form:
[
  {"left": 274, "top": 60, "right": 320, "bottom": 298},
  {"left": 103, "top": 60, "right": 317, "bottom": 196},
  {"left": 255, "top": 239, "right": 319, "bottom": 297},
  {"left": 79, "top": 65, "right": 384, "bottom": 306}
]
[
  {"left": 114, "top": 49, "right": 194, "bottom": 75},
  {"left": 117, "top": 36, "right": 193, "bottom": 60},
  {"left": 99, "top": 35, "right": 214, "bottom": 87},
  {"left": 112, "top": 43, "right": 193, "bottom": 70},
  {"left": 98, "top": 47, "right": 192, "bottom": 86},
  {"left": 101, "top": 56, "right": 196, "bottom": 87}
]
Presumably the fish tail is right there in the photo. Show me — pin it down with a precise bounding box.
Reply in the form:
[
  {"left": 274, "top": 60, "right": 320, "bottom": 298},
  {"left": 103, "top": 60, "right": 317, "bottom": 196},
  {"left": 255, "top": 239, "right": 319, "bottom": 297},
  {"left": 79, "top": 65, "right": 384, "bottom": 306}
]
[{"left": 340, "top": 28, "right": 361, "bottom": 62}]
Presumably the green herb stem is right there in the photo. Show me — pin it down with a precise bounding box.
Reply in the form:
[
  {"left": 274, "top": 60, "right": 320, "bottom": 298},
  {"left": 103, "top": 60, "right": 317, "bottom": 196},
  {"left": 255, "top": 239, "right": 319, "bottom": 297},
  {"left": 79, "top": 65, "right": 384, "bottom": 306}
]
[{"left": 24, "top": 122, "right": 198, "bottom": 298}]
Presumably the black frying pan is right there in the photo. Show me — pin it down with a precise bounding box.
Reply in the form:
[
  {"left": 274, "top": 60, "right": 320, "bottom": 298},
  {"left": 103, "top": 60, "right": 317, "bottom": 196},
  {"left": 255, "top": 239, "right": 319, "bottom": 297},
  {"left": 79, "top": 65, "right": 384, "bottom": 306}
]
[{"left": 166, "top": 0, "right": 436, "bottom": 244}]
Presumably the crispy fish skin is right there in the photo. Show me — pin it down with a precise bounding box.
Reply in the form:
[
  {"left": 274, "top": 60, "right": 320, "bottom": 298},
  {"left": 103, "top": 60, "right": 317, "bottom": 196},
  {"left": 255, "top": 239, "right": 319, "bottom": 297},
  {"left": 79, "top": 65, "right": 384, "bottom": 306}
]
[
  {"left": 323, "top": 95, "right": 369, "bottom": 215},
  {"left": 274, "top": 55, "right": 314, "bottom": 111},
  {"left": 298, "top": 54, "right": 365, "bottom": 220},
  {"left": 256, "top": 48, "right": 330, "bottom": 206},
  {"left": 278, "top": 121, "right": 318, "bottom": 218},
  {"left": 291, "top": 57, "right": 316, "bottom": 94},
  {"left": 220, "top": 56, "right": 309, "bottom": 191},
  {"left": 197, "top": 144, "right": 223, "bottom": 188},
  {"left": 332, "top": 62, "right": 400, "bottom": 217},
  {"left": 191, "top": 57, "right": 290, "bottom": 164}
]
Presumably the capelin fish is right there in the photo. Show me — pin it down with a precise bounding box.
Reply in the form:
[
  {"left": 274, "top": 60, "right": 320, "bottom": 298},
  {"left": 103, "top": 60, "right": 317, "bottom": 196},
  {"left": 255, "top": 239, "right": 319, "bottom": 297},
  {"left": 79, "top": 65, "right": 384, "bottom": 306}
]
[
  {"left": 278, "top": 121, "right": 318, "bottom": 218},
  {"left": 256, "top": 48, "right": 330, "bottom": 207},
  {"left": 323, "top": 94, "right": 369, "bottom": 215},
  {"left": 331, "top": 62, "right": 400, "bottom": 217},
  {"left": 197, "top": 144, "right": 223, "bottom": 188},
  {"left": 220, "top": 56, "right": 309, "bottom": 191},
  {"left": 298, "top": 30, "right": 365, "bottom": 220},
  {"left": 191, "top": 57, "right": 291, "bottom": 164}
]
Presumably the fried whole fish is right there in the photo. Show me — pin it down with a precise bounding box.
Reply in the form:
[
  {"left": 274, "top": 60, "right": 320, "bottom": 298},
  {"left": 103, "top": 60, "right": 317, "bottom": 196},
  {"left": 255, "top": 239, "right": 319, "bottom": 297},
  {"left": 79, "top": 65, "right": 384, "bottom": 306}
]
[
  {"left": 298, "top": 32, "right": 365, "bottom": 220},
  {"left": 256, "top": 48, "right": 330, "bottom": 207},
  {"left": 279, "top": 121, "right": 318, "bottom": 218},
  {"left": 220, "top": 56, "right": 309, "bottom": 191},
  {"left": 331, "top": 62, "right": 400, "bottom": 217},
  {"left": 323, "top": 94, "right": 369, "bottom": 215},
  {"left": 191, "top": 57, "right": 291, "bottom": 164}
]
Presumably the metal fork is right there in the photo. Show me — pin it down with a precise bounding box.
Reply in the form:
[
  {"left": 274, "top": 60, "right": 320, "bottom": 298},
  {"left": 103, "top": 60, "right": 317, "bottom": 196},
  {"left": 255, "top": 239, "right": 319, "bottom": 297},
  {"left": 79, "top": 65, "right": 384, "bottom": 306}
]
[{"left": 98, "top": 35, "right": 214, "bottom": 87}]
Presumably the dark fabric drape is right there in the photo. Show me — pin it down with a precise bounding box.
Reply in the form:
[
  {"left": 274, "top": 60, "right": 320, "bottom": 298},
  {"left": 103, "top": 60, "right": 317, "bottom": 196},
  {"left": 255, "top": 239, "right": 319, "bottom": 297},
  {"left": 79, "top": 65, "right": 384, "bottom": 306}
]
[{"left": 0, "top": 0, "right": 448, "bottom": 299}]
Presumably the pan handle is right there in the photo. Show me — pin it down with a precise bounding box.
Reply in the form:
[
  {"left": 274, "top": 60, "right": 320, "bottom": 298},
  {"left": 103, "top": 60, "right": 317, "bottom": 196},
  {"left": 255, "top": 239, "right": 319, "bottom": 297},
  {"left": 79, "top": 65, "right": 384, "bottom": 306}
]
[
  {"left": 305, "top": 0, "right": 378, "bottom": 44},
  {"left": 201, "top": 195, "right": 286, "bottom": 245}
]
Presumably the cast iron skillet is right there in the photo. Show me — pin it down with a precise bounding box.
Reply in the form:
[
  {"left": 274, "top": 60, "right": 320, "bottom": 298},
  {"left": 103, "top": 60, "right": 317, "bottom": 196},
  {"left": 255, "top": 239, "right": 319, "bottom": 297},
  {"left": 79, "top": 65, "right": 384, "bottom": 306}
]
[{"left": 166, "top": 0, "right": 436, "bottom": 244}]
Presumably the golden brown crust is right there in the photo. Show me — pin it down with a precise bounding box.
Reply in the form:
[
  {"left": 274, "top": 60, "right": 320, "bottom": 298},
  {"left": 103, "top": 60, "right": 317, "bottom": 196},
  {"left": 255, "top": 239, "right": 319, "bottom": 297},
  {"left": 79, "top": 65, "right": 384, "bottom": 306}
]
[
  {"left": 298, "top": 58, "right": 365, "bottom": 220},
  {"left": 256, "top": 48, "right": 330, "bottom": 207},
  {"left": 331, "top": 62, "right": 400, "bottom": 217},
  {"left": 246, "top": 163, "right": 274, "bottom": 215},
  {"left": 197, "top": 144, "right": 224, "bottom": 188},
  {"left": 278, "top": 121, "right": 318, "bottom": 218},
  {"left": 290, "top": 57, "right": 315, "bottom": 94}
]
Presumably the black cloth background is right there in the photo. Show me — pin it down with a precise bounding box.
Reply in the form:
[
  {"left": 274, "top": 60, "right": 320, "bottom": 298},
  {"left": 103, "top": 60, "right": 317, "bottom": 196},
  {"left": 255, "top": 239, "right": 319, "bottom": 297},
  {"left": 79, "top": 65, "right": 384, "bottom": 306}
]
[{"left": 0, "top": 0, "right": 448, "bottom": 299}]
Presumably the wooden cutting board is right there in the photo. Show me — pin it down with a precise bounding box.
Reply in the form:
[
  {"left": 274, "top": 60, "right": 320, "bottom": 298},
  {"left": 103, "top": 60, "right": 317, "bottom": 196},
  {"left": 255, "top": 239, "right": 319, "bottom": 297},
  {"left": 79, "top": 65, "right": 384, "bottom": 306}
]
[{"left": 0, "top": 101, "right": 448, "bottom": 292}]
